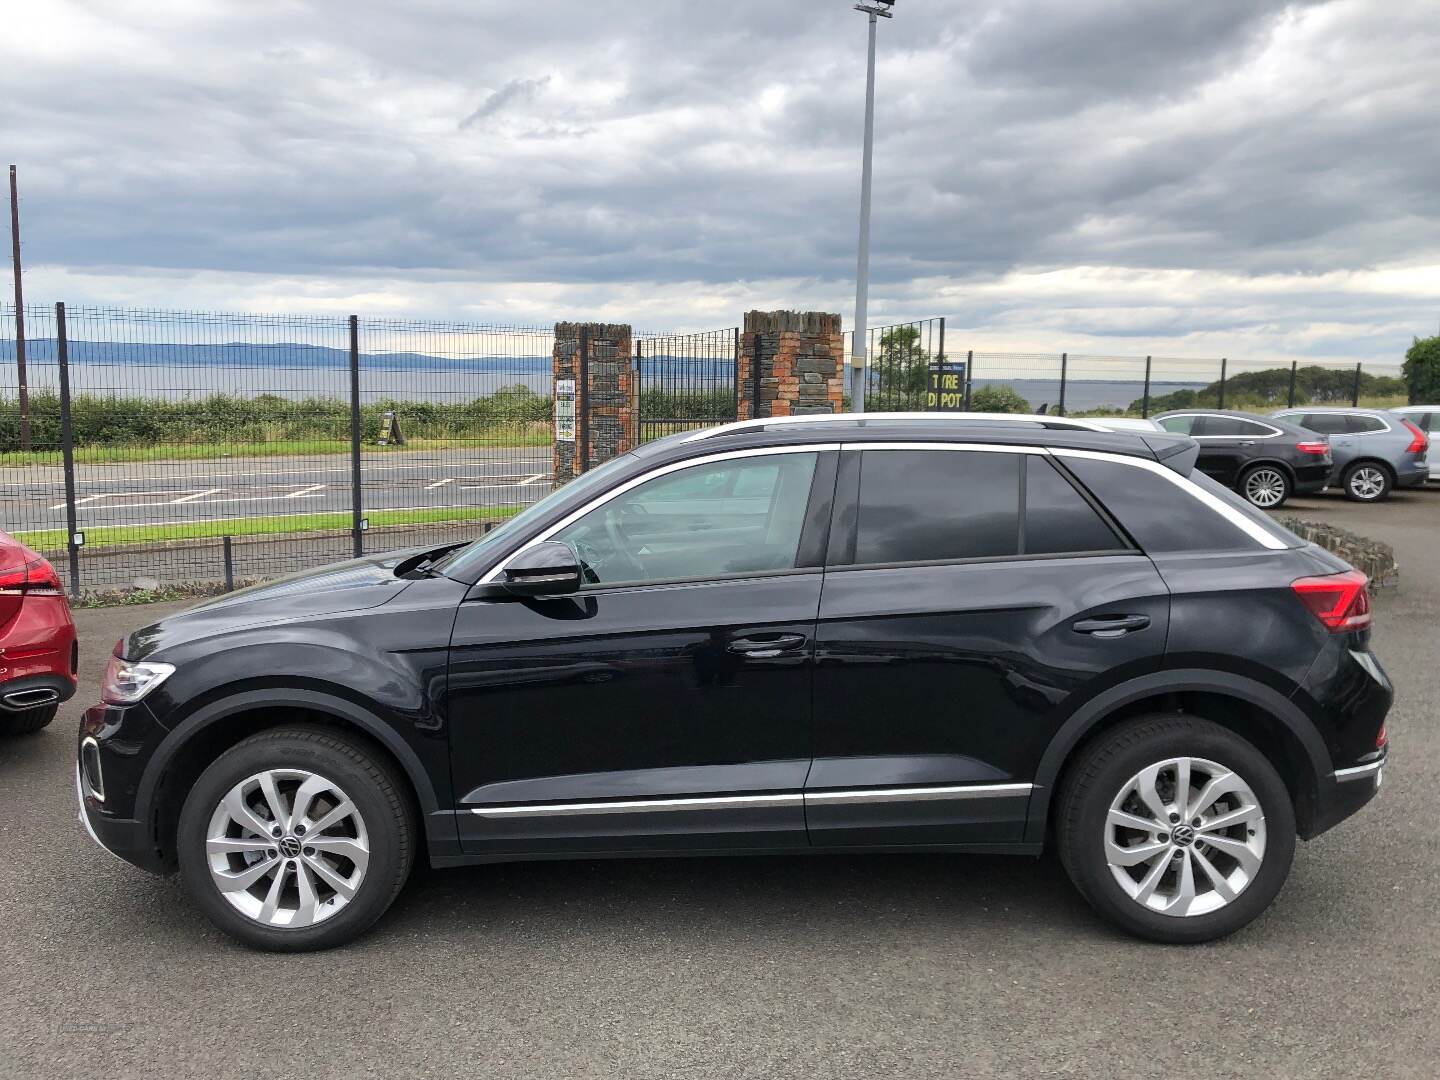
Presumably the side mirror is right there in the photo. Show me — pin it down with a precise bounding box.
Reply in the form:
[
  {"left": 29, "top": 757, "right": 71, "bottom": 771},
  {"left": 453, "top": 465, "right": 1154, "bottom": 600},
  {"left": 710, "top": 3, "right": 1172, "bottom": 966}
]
[{"left": 500, "top": 541, "right": 582, "bottom": 597}]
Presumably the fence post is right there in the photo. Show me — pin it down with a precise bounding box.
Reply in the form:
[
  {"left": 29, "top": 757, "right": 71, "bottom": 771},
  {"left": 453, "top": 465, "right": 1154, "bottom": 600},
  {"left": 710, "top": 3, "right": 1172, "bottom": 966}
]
[
  {"left": 1217, "top": 357, "right": 1227, "bottom": 409},
  {"left": 732, "top": 327, "right": 740, "bottom": 420},
  {"left": 578, "top": 325, "right": 590, "bottom": 472},
  {"left": 964, "top": 350, "right": 973, "bottom": 410},
  {"left": 222, "top": 535, "right": 235, "bottom": 592},
  {"left": 1288, "top": 361, "right": 1298, "bottom": 408},
  {"left": 348, "top": 315, "right": 363, "bottom": 558},
  {"left": 1057, "top": 352, "right": 1068, "bottom": 416},
  {"left": 1141, "top": 355, "right": 1152, "bottom": 418},
  {"left": 55, "top": 303, "right": 81, "bottom": 598},
  {"left": 1352, "top": 362, "right": 1362, "bottom": 407}
]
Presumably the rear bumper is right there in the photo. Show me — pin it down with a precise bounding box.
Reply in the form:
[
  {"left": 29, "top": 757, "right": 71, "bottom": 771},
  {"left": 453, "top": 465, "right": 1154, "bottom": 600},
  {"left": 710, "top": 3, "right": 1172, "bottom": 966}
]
[
  {"left": 1396, "top": 466, "right": 1429, "bottom": 489},
  {"left": 0, "top": 672, "right": 75, "bottom": 711},
  {"left": 1307, "top": 753, "right": 1386, "bottom": 837}
]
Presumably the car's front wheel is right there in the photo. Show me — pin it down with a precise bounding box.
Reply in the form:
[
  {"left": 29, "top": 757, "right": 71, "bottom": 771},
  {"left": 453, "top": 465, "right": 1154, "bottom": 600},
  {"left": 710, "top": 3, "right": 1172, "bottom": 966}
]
[
  {"left": 1056, "top": 715, "right": 1296, "bottom": 944},
  {"left": 177, "top": 725, "right": 416, "bottom": 951}
]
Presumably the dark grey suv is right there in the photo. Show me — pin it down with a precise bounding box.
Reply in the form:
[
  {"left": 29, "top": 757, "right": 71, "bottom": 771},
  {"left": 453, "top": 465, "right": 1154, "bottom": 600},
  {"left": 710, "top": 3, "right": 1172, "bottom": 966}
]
[{"left": 1154, "top": 411, "right": 1332, "bottom": 508}]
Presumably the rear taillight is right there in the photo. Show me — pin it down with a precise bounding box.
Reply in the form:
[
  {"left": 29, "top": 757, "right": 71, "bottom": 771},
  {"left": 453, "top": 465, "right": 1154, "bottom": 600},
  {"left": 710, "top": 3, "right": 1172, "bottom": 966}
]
[
  {"left": 1400, "top": 418, "right": 1428, "bottom": 455},
  {"left": 0, "top": 556, "right": 63, "bottom": 596},
  {"left": 1376, "top": 723, "right": 1388, "bottom": 749},
  {"left": 1291, "top": 569, "right": 1371, "bottom": 632},
  {"left": 1295, "top": 440, "right": 1329, "bottom": 455}
]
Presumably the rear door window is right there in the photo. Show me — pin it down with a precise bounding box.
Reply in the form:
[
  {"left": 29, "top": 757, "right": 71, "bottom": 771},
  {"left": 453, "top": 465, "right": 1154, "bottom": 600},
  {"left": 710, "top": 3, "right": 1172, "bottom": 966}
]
[
  {"left": 1194, "top": 416, "right": 1272, "bottom": 437},
  {"left": 853, "top": 450, "right": 1021, "bottom": 564}
]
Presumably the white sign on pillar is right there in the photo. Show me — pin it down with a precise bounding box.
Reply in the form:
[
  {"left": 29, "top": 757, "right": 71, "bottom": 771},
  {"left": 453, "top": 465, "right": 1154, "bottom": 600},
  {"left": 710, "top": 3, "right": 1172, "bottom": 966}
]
[{"left": 555, "top": 378, "right": 577, "bottom": 442}]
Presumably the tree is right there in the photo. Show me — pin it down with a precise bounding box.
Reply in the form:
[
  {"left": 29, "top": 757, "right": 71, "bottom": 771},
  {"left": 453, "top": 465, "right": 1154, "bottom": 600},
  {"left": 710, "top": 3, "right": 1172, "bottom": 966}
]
[
  {"left": 871, "top": 325, "right": 930, "bottom": 410},
  {"left": 1403, "top": 336, "right": 1440, "bottom": 404},
  {"left": 971, "top": 383, "right": 1028, "bottom": 413}
]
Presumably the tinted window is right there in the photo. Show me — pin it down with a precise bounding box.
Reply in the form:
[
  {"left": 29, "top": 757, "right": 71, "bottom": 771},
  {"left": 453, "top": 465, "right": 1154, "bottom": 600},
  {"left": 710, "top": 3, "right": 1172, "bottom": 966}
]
[
  {"left": 1298, "top": 413, "right": 1350, "bottom": 435},
  {"left": 1349, "top": 415, "right": 1387, "bottom": 434},
  {"left": 1063, "top": 456, "right": 1258, "bottom": 553},
  {"left": 1194, "top": 416, "right": 1271, "bottom": 437},
  {"left": 1024, "top": 457, "right": 1127, "bottom": 554},
  {"left": 1157, "top": 415, "right": 1195, "bottom": 434},
  {"left": 855, "top": 450, "right": 1020, "bottom": 564},
  {"left": 552, "top": 452, "right": 818, "bottom": 585}
]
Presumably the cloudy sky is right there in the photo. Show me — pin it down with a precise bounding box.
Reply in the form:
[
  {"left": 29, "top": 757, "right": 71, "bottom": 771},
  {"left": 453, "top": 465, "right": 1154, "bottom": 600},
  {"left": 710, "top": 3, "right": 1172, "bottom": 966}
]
[{"left": 4, "top": 0, "right": 1438, "bottom": 365}]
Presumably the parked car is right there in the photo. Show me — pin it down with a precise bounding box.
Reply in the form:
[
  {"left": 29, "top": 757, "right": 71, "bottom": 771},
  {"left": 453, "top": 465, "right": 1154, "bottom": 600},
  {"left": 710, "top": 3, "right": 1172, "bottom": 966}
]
[
  {"left": 1153, "top": 410, "right": 1331, "bottom": 508},
  {"left": 1269, "top": 407, "right": 1429, "bottom": 502},
  {"left": 0, "top": 530, "right": 77, "bottom": 735},
  {"left": 1087, "top": 417, "right": 1163, "bottom": 433},
  {"left": 77, "top": 412, "right": 1391, "bottom": 951},
  {"left": 1388, "top": 406, "right": 1440, "bottom": 481}
]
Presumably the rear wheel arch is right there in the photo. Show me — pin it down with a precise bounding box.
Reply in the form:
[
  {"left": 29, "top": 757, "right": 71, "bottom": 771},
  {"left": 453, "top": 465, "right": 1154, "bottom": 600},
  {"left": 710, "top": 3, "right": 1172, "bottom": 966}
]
[
  {"left": 1026, "top": 671, "right": 1329, "bottom": 844},
  {"left": 139, "top": 689, "right": 438, "bottom": 870}
]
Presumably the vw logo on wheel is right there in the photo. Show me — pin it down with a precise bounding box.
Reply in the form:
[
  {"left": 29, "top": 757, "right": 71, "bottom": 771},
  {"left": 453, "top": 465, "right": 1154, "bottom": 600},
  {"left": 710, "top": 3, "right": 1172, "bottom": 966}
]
[
  {"left": 279, "top": 835, "right": 302, "bottom": 858},
  {"left": 1170, "top": 824, "right": 1196, "bottom": 847}
]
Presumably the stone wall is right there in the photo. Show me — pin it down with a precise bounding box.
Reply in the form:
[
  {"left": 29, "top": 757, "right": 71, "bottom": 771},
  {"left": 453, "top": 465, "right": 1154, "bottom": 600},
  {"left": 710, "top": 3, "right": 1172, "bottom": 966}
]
[
  {"left": 738, "top": 310, "right": 845, "bottom": 418},
  {"left": 552, "top": 322, "right": 636, "bottom": 484}
]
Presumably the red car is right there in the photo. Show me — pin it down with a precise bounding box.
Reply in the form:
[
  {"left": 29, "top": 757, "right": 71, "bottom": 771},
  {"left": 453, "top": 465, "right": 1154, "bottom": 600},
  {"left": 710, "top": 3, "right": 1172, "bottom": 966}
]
[{"left": 0, "top": 530, "right": 77, "bottom": 735}]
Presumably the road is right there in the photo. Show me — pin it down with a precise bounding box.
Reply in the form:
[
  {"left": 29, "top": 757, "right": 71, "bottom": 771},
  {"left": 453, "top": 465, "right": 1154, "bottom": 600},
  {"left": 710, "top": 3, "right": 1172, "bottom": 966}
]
[
  {"left": 0, "top": 488, "right": 1435, "bottom": 1078},
  {"left": 0, "top": 446, "right": 553, "bottom": 535}
]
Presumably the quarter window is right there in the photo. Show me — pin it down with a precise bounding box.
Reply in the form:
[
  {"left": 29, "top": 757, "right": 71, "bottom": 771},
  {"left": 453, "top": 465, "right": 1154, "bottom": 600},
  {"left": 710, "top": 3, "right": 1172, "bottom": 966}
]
[
  {"left": 1349, "top": 415, "right": 1387, "bottom": 434},
  {"left": 1298, "top": 413, "right": 1351, "bottom": 435},
  {"left": 1157, "top": 416, "right": 1195, "bottom": 434},
  {"left": 1062, "top": 457, "right": 1260, "bottom": 553},
  {"left": 552, "top": 452, "right": 819, "bottom": 586}
]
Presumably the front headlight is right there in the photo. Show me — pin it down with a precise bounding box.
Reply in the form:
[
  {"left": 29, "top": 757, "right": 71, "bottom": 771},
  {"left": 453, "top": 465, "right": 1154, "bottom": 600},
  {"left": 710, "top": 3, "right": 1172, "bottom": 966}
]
[{"left": 101, "top": 654, "right": 175, "bottom": 705}]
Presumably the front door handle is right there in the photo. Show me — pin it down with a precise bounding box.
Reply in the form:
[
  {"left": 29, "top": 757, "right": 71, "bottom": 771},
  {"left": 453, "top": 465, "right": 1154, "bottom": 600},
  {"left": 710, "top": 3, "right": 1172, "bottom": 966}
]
[
  {"left": 1073, "top": 614, "right": 1151, "bottom": 639},
  {"left": 727, "top": 633, "right": 807, "bottom": 658}
]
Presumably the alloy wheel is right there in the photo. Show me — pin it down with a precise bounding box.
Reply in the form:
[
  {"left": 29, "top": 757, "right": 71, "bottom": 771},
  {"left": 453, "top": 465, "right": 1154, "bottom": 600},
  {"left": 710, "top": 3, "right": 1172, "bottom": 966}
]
[
  {"left": 1348, "top": 466, "right": 1386, "bottom": 500},
  {"left": 1243, "top": 468, "right": 1287, "bottom": 508},
  {"left": 1104, "top": 756, "right": 1266, "bottom": 917},
  {"left": 205, "top": 768, "right": 370, "bottom": 928}
]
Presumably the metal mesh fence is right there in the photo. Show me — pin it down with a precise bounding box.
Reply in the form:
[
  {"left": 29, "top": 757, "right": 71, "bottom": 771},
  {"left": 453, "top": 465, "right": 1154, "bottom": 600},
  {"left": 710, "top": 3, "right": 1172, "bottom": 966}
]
[{"left": 636, "top": 329, "right": 739, "bottom": 440}]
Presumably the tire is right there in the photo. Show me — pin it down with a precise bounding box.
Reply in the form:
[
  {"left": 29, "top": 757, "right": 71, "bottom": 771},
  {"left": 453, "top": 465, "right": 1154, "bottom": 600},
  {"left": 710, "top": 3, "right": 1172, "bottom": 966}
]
[
  {"left": 0, "top": 702, "right": 57, "bottom": 736},
  {"left": 1341, "top": 461, "right": 1392, "bottom": 502},
  {"left": 1056, "top": 715, "right": 1296, "bottom": 944},
  {"left": 1238, "top": 464, "right": 1292, "bottom": 509},
  {"left": 177, "top": 724, "right": 416, "bottom": 952}
]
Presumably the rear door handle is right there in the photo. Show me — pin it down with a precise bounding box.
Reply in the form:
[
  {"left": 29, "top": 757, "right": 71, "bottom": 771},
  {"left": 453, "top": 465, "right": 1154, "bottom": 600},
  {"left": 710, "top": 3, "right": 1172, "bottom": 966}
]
[
  {"left": 727, "top": 633, "right": 807, "bottom": 658},
  {"left": 1072, "top": 615, "right": 1151, "bottom": 639}
]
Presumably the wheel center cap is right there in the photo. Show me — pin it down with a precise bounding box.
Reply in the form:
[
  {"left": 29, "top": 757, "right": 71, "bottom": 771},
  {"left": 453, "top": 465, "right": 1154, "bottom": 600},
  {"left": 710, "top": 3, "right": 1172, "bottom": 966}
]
[
  {"left": 279, "top": 835, "right": 302, "bottom": 858},
  {"left": 1171, "top": 824, "right": 1196, "bottom": 847}
]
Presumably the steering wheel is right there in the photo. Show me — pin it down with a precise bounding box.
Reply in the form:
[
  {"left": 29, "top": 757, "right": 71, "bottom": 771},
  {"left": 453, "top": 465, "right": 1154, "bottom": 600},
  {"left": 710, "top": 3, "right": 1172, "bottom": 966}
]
[{"left": 602, "top": 511, "right": 648, "bottom": 581}]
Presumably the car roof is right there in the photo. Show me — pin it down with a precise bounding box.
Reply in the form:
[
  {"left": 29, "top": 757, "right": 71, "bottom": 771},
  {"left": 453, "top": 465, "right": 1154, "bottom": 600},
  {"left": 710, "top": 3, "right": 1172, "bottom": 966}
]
[{"left": 1153, "top": 408, "right": 1274, "bottom": 420}]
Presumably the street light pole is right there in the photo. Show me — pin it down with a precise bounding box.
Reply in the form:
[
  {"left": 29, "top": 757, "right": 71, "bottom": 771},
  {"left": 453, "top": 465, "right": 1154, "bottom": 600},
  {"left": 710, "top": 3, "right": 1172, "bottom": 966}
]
[{"left": 849, "top": 1, "right": 892, "bottom": 413}]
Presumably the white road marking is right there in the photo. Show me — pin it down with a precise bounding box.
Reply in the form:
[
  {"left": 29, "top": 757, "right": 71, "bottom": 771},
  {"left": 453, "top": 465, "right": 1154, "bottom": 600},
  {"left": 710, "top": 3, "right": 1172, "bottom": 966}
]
[
  {"left": 51, "top": 493, "right": 107, "bottom": 510},
  {"left": 519, "top": 473, "right": 545, "bottom": 485},
  {"left": 287, "top": 484, "right": 326, "bottom": 498},
  {"left": 425, "top": 478, "right": 456, "bottom": 490},
  {"left": 170, "top": 488, "right": 224, "bottom": 504}
]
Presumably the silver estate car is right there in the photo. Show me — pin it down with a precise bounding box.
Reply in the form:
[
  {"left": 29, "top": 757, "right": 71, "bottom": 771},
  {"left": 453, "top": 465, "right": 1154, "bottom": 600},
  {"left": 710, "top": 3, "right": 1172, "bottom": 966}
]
[
  {"left": 1270, "top": 407, "right": 1430, "bottom": 502},
  {"left": 1389, "top": 406, "right": 1440, "bottom": 480}
]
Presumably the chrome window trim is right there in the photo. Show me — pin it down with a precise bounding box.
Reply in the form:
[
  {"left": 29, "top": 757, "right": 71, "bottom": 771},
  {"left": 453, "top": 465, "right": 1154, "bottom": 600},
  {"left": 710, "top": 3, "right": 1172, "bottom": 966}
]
[
  {"left": 468, "top": 782, "right": 1036, "bottom": 818},
  {"left": 477, "top": 443, "right": 840, "bottom": 585},
  {"left": 1048, "top": 448, "right": 1291, "bottom": 550},
  {"left": 839, "top": 441, "right": 1044, "bottom": 455},
  {"left": 1160, "top": 412, "right": 1283, "bottom": 439}
]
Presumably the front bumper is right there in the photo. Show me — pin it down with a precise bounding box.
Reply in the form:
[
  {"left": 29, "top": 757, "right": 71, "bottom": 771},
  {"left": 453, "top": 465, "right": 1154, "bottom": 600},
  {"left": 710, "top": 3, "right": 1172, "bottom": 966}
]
[{"left": 74, "top": 701, "right": 172, "bottom": 874}]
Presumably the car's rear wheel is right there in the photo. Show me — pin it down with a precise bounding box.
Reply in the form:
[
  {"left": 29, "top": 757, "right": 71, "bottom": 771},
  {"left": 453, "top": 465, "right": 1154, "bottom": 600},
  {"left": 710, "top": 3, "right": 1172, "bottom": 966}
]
[
  {"left": 1239, "top": 464, "right": 1292, "bottom": 509},
  {"left": 0, "top": 702, "right": 57, "bottom": 735},
  {"left": 1342, "top": 462, "right": 1392, "bottom": 502},
  {"left": 1056, "top": 715, "right": 1296, "bottom": 944},
  {"left": 177, "top": 725, "right": 416, "bottom": 952}
]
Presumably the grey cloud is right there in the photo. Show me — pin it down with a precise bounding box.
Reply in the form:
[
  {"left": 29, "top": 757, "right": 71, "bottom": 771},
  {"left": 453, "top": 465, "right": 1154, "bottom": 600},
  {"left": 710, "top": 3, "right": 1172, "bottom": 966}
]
[{"left": 459, "top": 75, "right": 552, "bottom": 130}]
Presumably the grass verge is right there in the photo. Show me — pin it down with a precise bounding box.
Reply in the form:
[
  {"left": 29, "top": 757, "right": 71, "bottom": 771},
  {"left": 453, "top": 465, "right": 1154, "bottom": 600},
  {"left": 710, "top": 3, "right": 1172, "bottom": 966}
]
[{"left": 15, "top": 505, "right": 525, "bottom": 551}]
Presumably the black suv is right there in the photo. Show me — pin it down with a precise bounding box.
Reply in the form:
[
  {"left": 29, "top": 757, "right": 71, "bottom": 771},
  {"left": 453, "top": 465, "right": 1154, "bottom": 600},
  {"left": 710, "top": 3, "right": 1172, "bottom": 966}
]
[
  {"left": 1153, "top": 410, "right": 1332, "bottom": 508},
  {"left": 77, "top": 414, "right": 1391, "bottom": 951}
]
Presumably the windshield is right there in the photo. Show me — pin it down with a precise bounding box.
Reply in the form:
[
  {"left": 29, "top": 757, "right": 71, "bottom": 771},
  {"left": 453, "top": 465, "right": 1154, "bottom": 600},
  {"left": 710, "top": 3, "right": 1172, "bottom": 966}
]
[{"left": 434, "top": 452, "right": 638, "bottom": 577}]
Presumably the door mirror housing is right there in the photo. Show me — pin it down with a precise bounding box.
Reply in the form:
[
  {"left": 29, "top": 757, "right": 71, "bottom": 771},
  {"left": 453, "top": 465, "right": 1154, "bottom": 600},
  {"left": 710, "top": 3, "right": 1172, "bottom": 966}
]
[{"left": 500, "top": 542, "right": 582, "bottom": 597}]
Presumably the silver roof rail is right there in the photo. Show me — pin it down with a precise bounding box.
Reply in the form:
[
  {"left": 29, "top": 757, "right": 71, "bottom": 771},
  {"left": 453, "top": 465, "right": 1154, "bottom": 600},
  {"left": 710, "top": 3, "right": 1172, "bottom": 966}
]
[{"left": 681, "top": 411, "right": 1112, "bottom": 442}]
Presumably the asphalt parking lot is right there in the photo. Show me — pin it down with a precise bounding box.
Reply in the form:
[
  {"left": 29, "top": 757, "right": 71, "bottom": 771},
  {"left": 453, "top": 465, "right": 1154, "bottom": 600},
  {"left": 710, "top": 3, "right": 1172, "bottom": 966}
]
[{"left": 1, "top": 487, "right": 1435, "bottom": 1079}]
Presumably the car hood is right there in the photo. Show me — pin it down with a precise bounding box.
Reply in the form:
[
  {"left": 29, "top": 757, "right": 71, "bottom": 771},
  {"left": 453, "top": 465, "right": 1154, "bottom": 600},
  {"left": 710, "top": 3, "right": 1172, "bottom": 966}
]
[{"left": 123, "top": 548, "right": 423, "bottom": 659}]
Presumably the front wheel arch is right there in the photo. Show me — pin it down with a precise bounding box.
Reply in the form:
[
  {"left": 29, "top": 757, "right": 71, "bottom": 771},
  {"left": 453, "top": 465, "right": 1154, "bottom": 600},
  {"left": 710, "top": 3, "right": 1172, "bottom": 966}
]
[{"left": 139, "top": 689, "right": 441, "bottom": 871}]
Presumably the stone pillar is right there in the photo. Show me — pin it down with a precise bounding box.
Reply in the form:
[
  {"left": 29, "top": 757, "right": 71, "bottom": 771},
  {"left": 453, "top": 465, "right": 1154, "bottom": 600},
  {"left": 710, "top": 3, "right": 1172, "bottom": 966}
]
[
  {"left": 738, "top": 310, "right": 845, "bottom": 418},
  {"left": 553, "top": 322, "right": 636, "bottom": 485}
]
